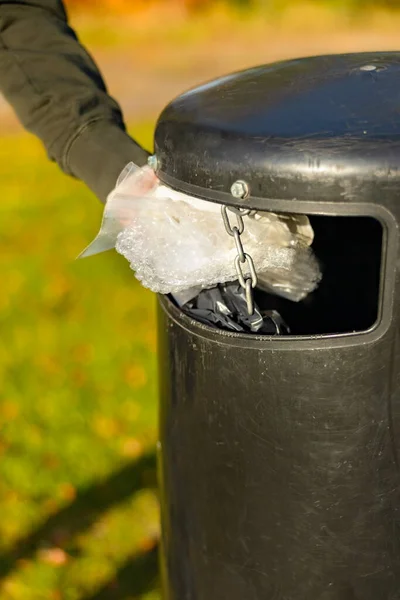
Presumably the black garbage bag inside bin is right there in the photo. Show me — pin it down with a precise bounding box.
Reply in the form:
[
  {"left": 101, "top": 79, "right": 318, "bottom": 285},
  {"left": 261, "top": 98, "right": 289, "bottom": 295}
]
[{"left": 181, "top": 282, "right": 291, "bottom": 335}]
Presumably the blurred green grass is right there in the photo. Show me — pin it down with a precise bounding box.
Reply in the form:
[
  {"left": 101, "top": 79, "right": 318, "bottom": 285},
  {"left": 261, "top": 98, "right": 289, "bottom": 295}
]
[{"left": 0, "top": 123, "right": 161, "bottom": 600}]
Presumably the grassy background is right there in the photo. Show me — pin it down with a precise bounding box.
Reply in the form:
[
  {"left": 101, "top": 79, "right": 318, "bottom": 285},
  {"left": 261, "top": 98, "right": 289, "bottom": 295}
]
[
  {"left": 2, "top": 1, "right": 400, "bottom": 598},
  {"left": 0, "top": 125, "right": 161, "bottom": 599}
]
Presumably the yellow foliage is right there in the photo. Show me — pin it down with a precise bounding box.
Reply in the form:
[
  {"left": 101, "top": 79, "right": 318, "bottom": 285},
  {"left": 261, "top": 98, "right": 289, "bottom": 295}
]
[{"left": 65, "top": 0, "right": 211, "bottom": 13}]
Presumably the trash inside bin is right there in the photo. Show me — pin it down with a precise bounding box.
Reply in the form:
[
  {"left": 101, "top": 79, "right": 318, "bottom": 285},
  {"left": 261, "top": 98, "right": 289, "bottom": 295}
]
[
  {"left": 80, "top": 169, "right": 383, "bottom": 336},
  {"left": 177, "top": 282, "right": 290, "bottom": 335},
  {"left": 80, "top": 162, "right": 322, "bottom": 331}
]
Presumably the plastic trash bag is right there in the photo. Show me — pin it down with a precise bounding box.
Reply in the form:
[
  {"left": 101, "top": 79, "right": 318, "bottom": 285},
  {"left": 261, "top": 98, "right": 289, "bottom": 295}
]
[
  {"left": 79, "top": 163, "right": 159, "bottom": 258},
  {"left": 80, "top": 162, "right": 322, "bottom": 302},
  {"left": 178, "top": 283, "right": 290, "bottom": 335}
]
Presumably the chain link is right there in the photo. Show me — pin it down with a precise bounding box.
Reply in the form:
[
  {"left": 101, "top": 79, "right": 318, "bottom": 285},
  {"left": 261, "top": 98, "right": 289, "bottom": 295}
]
[
  {"left": 221, "top": 205, "right": 258, "bottom": 315},
  {"left": 245, "top": 279, "right": 255, "bottom": 317},
  {"left": 233, "top": 228, "right": 245, "bottom": 263},
  {"left": 221, "top": 205, "right": 245, "bottom": 236}
]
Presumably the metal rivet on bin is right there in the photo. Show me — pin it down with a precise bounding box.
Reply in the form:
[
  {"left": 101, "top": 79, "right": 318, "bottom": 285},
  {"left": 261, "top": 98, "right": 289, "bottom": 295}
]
[
  {"left": 147, "top": 155, "right": 159, "bottom": 171},
  {"left": 231, "top": 180, "right": 250, "bottom": 199}
]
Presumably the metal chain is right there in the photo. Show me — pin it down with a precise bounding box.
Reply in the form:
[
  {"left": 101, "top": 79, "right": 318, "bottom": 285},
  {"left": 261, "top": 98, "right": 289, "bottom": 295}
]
[{"left": 221, "top": 205, "right": 258, "bottom": 316}]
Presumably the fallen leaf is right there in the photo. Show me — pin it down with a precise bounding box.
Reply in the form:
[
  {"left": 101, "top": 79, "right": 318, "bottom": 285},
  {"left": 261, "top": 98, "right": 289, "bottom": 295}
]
[
  {"left": 120, "top": 438, "right": 143, "bottom": 458},
  {"left": 38, "top": 547, "right": 69, "bottom": 566},
  {"left": 59, "top": 482, "right": 76, "bottom": 502},
  {"left": 123, "top": 364, "right": 147, "bottom": 388}
]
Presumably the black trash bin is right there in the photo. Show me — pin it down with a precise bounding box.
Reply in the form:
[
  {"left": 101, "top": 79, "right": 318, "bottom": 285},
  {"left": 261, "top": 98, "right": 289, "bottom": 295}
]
[{"left": 155, "top": 53, "right": 400, "bottom": 600}]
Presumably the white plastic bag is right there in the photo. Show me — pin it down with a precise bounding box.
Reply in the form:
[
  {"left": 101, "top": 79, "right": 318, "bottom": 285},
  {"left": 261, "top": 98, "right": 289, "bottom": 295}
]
[
  {"left": 80, "top": 163, "right": 322, "bottom": 301},
  {"left": 79, "top": 163, "right": 159, "bottom": 258}
]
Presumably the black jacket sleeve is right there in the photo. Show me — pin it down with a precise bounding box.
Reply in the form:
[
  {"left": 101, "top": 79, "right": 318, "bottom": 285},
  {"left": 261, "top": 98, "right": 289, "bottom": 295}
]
[{"left": 0, "top": 0, "right": 149, "bottom": 201}]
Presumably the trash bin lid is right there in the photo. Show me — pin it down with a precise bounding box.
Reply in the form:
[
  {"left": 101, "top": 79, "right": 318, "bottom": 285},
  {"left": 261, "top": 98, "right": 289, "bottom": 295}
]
[{"left": 154, "top": 52, "right": 400, "bottom": 209}]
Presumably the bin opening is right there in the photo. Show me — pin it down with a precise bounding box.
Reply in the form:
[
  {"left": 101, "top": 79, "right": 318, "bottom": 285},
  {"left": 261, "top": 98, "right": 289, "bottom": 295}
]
[{"left": 255, "top": 215, "right": 383, "bottom": 336}]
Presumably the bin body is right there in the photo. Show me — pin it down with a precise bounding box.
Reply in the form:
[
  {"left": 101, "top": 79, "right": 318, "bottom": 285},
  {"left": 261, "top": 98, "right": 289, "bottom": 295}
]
[{"left": 155, "top": 53, "right": 400, "bottom": 599}]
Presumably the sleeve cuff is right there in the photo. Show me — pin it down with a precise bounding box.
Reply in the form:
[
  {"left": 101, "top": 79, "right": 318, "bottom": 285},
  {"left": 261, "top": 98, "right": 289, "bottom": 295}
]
[{"left": 65, "top": 119, "right": 150, "bottom": 202}]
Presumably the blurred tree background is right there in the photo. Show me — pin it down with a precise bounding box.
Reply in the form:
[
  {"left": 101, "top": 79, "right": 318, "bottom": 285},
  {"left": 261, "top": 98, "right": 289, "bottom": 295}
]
[
  {"left": 65, "top": 0, "right": 400, "bottom": 10},
  {"left": 1, "top": 0, "right": 400, "bottom": 599}
]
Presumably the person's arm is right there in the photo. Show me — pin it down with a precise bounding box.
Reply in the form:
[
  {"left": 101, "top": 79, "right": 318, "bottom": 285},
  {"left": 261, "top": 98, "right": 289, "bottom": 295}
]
[{"left": 0, "top": 0, "right": 148, "bottom": 201}]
